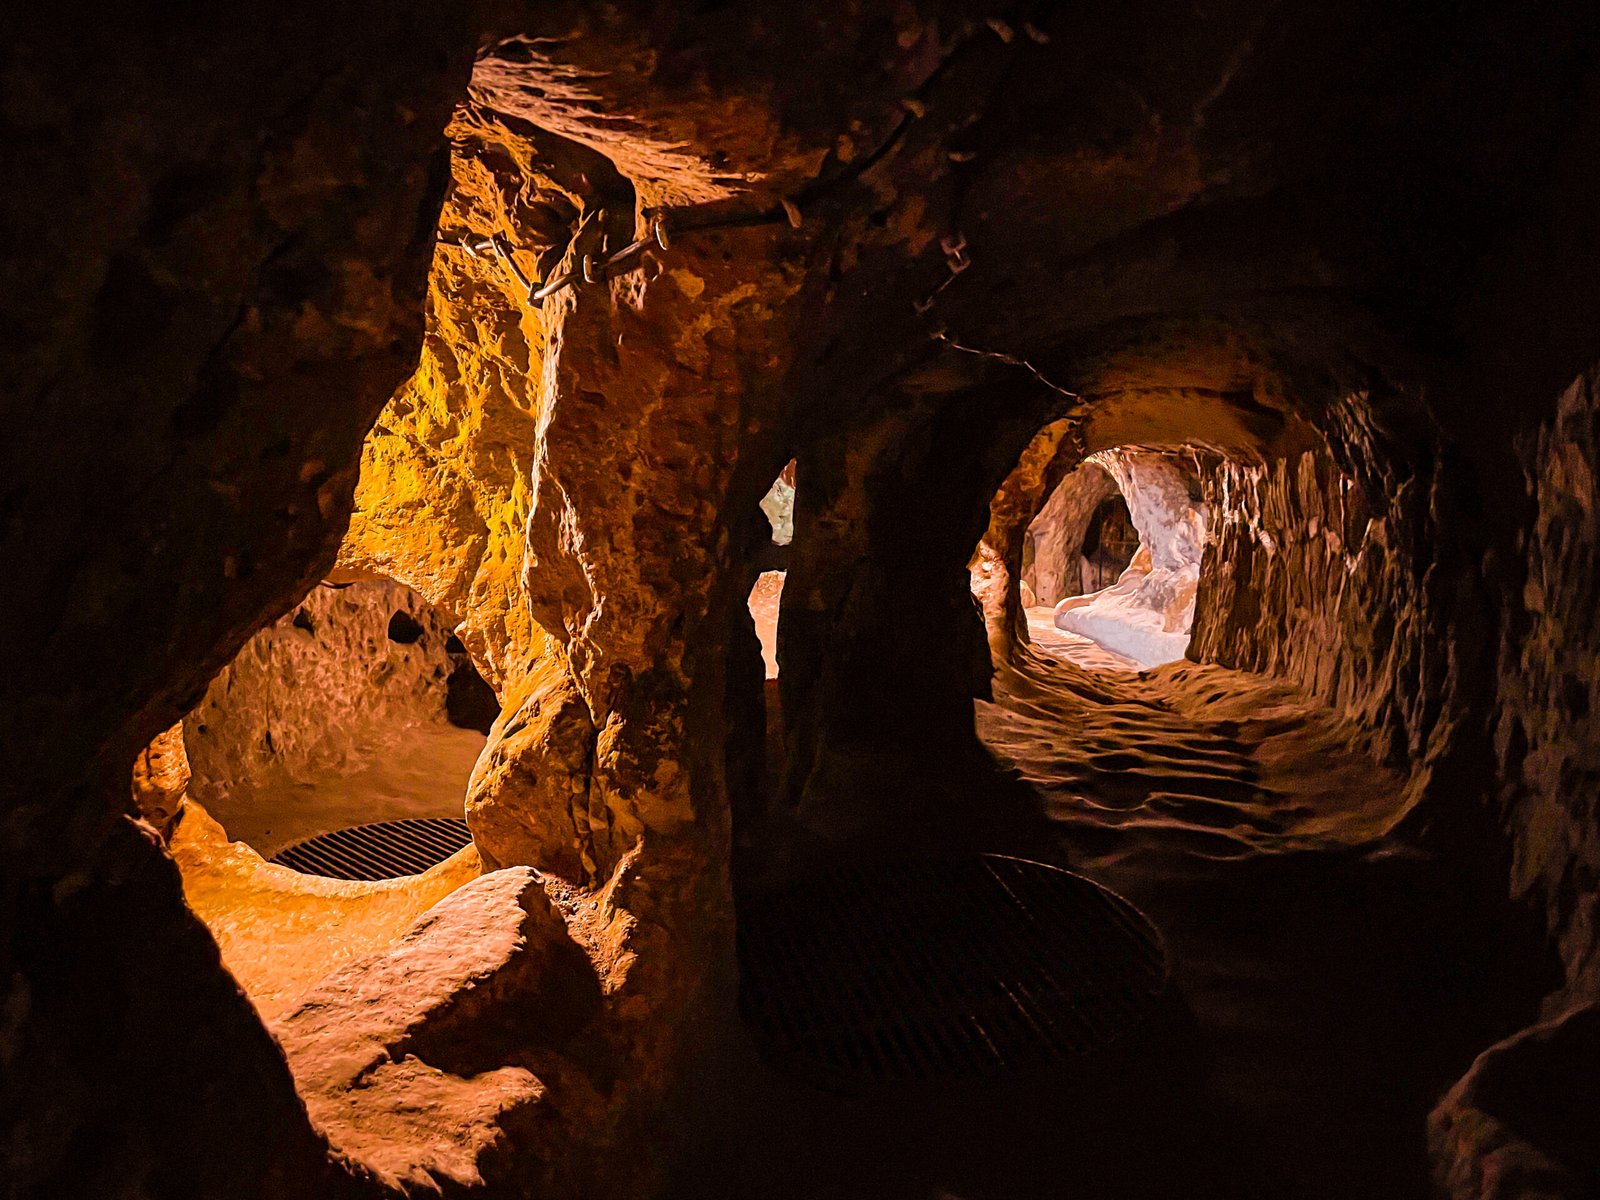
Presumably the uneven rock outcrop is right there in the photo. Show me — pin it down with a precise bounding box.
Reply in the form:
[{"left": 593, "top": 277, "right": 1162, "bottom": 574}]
[
  {"left": 1190, "top": 424, "right": 1448, "bottom": 772},
  {"left": 130, "top": 723, "right": 190, "bottom": 836},
  {"left": 1023, "top": 461, "right": 1120, "bottom": 608},
  {"left": 1493, "top": 367, "right": 1600, "bottom": 999},
  {"left": 0, "top": 4, "right": 479, "bottom": 1193},
  {"left": 1429, "top": 1002, "right": 1600, "bottom": 1200},
  {"left": 272, "top": 867, "right": 604, "bottom": 1195}
]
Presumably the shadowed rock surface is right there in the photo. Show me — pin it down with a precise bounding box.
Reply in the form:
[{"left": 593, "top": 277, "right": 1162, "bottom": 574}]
[{"left": 4, "top": 2, "right": 1600, "bottom": 1198}]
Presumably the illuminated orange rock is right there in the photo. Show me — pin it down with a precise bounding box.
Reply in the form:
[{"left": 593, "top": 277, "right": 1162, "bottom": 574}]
[
  {"left": 272, "top": 867, "right": 603, "bottom": 1194},
  {"left": 130, "top": 723, "right": 189, "bottom": 835}
]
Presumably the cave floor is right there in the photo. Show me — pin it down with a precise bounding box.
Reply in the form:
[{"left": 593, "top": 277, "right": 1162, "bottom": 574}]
[
  {"left": 701, "top": 645, "right": 1549, "bottom": 1200},
  {"left": 172, "top": 802, "right": 482, "bottom": 1020},
  {"left": 1022, "top": 603, "right": 1145, "bottom": 673},
  {"left": 197, "top": 721, "right": 487, "bottom": 857}
]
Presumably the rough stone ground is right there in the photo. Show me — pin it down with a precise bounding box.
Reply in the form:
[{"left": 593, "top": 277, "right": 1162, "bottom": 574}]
[
  {"left": 1024, "top": 605, "right": 1142, "bottom": 673},
  {"left": 171, "top": 802, "right": 482, "bottom": 1021},
  {"left": 272, "top": 866, "right": 604, "bottom": 1196},
  {"left": 703, "top": 640, "right": 1549, "bottom": 1200}
]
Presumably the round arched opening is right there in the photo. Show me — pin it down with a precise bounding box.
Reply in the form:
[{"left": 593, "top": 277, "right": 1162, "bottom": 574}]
[
  {"left": 181, "top": 577, "right": 499, "bottom": 875},
  {"left": 977, "top": 446, "right": 1209, "bottom": 672},
  {"left": 133, "top": 577, "right": 504, "bottom": 1019}
]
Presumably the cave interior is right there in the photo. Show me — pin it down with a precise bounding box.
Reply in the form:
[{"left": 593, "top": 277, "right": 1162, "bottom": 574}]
[{"left": 5, "top": 2, "right": 1600, "bottom": 1198}]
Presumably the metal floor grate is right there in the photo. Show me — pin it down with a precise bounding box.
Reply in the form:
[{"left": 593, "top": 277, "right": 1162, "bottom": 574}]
[
  {"left": 737, "top": 854, "right": 1168, "bottom": 1087},
  {"left": 269, "top": 817, "right": 473, "bottom": 881}
]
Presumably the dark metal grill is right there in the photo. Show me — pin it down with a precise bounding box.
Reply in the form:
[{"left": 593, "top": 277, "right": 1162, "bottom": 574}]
[
  {"left": 268, "top": 817, "right": 473, "bottom": 881},
  {"left": 737, "top": 854, "right": 1168, "bottom": 1087}
]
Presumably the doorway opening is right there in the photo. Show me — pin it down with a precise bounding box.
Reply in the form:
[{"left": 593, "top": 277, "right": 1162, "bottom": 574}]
[
  {"left": 1018, "top": 449, "right": 1207, "bottom": 671},
  {"left": 182, "top": 578, "right": 497, "bottom": 865},
  {"left": 748, "top": 459, "right": 795, "bottom": 681},
  {"left": 137, "top": 577, "right": 501, "bottom": 1019}
]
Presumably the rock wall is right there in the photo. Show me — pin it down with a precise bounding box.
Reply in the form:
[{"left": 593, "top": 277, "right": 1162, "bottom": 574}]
[
  {"left": 1189, "top": 430, "right": 1448, "bottom": 769},
  {"left": 781, "top": 390, "right": 1060, "bottom": 836},
  {"left": 1492, "top": 366, "right": 1600, "bottom": 1003},
  {"left": 1023, "top": 461, "right": 1119, "bottom": 607},
  {"left": 0, "top": 4, "right": 478, "bottom": 1195},
  {"left": 186, "top": 580, "right": 464, "bottom": 798},
  {"left": 299, "top": 73, "right": 820, "bottom": 1188},
  {"left": 968, "top": 417, "right": 1079, "bottom": 654},
  {"left": 182, "top": 578, "right": 489, "bottom": 853},
  {"left": 336, "top": 106, "right": 555, "bottom": 699}
]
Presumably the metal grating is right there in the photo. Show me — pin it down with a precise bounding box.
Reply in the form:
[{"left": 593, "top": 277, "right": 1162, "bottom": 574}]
[
  {"left": 269, "top": 817, "right": 473, "bottom": 881},
  {"left": 737, "top": 854, "right": 1168, "bottom": 1087}
]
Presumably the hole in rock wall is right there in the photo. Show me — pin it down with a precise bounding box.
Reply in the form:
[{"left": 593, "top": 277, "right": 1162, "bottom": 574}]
[
  {"left": 1003, "top": 448, "right": 1208, "bottom": 671},
  {"left": 137, "top": 577, "right": 500, "bottom": 1020},
  {"left": 183, "top": 578, "right": 498, "bottom": 867},
  {"left": 748, "top": 460, "right": 795, "bottom": 681}
]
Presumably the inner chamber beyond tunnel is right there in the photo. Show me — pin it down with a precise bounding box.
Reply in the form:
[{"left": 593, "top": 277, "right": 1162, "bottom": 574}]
[
  {"left": 980, "top": 447, "right": 1208, "bottom": 670},
  {"left": 183, "top": 578, "right": 498, "bottom": 871},
  {"left": 131, "top": 577, "right": 503, "bottom": 1021}
]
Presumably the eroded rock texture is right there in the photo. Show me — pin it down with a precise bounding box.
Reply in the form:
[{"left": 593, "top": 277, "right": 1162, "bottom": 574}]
[
  {"left": 1190, "top": 437, "right": 1446, "bottom": 767},
  {"left": 1427, "top": 367, "right": 1600, "bottom": 1198},
  {"left": 1429, "top": 1002, "right": 1600, "bottom": 1200},
  {"left": 130, "top": 723, "right": 190, "bottom": 836},
  {"left": 1, "top": 3, "right": 477, "bottom": 1194},
  {"left": 184, "top": 579, "right": 486, "bottom": 853},
  {"left": 7, "top": 2, "right": 1600, "bottom": 1198},
  {"left": 273, "top": 867, "right": 603, "bottom": 1195},
  {"left": 1495, "top": 367, "right": 1600, "bottom": 999}
]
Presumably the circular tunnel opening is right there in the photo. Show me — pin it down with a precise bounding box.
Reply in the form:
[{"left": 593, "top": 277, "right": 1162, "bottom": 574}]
[
  {"left": 182, "top": 577, "right": 500, "bottom": 879},
  {"left": 982, "top": 446, "right": 1209, "bottom": 672}
]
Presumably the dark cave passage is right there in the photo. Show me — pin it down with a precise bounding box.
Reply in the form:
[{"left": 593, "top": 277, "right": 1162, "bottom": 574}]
[
  {"left": 11, "top": 4, "right": 1600, "bottom": 1199},
  {"left": 718, "top": 364, "right": 1556, "bottom": 1200}
]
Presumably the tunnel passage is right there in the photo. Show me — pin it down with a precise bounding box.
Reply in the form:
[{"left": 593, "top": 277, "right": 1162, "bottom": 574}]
[
  {"left": 730, "top": 317, "right": 1549, "bottom": 1199},
  {"left": 182, "top": 577, "right": 498, "bottom": 871},
  {"left": 998, "top": 447, "right": 1209, "bottom": 671},
  {"left": 18, "top": 3, "right": 1600, "bottom": 1197}
]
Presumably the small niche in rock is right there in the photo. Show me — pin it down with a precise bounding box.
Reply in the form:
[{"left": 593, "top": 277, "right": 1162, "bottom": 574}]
[
  {"left": 446, "top": 659, "right": 500, "bottom": 735},
  {"left": 387, "top": 609, "right": 426, "bottom": 644}
]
